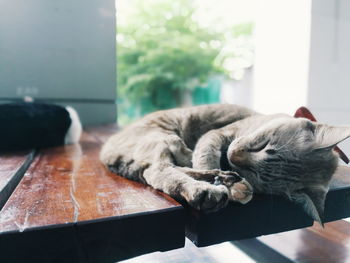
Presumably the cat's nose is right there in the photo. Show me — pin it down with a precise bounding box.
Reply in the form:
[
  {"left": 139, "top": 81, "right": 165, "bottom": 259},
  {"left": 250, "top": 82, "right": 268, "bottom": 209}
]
[{"left": 229, "top": 148, "right": 248, "bottom": 165}]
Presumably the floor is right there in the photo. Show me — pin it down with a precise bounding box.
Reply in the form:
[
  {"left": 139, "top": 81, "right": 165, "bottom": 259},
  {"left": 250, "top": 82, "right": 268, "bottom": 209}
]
[
  {"left": 120, "top": 219, "right": 350, "bottom": 263},
  {"left": 120, "top": 238, "right": 255, "bottom": 263}
]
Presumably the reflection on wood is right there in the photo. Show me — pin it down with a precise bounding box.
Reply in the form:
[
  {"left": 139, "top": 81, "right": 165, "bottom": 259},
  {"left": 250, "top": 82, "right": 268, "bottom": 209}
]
[
  {"left": 0, "top": 127, "right": 184, "bottom": 262},
  {"left": 259, "top": 220, "right": 350, "bottom": 263},
  {"left": 0, "top": 133, "right": 179, "bottom": 232}
]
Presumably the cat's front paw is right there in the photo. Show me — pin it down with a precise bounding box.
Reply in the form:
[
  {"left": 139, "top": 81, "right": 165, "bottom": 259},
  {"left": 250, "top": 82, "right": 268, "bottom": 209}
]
[
  {"left": 227, "top": 178, "right": 253, "bottom": 204},
  {"left": 213, "top": 170, "right": 243, "bottom": 186},
  {"left": 212, "top": 171, "right": 253, "bottom": 204},
  {"left": 185, "top": 183, "right": 229, "bottom": 213}
]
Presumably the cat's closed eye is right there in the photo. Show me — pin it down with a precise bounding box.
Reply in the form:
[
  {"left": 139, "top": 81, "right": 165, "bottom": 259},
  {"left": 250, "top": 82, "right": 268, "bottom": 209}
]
[
  {"left": 265, "top": 149, "right": 276, "bottom": 155},
  {"left": 248, "top": 141, "right": 269, "bottom": 152}
]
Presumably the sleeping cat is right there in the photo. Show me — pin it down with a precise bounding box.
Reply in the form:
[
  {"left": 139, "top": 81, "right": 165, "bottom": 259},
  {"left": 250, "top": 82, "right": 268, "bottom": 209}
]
[{"left": 100, "top": 104, "right": 350, "bottom": 223}]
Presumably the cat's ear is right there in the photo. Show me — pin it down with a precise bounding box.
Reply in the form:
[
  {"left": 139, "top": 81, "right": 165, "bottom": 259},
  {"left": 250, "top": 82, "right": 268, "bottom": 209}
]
[
  {"left": 291, "top": 186, "right": 328, "bottom": 226},
  {"left": 314, "top": 124, "right": 350, "bottom": 150}
]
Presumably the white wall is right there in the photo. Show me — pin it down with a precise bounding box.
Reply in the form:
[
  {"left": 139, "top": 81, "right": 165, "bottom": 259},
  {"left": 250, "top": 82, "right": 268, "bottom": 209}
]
[
  {"left": 253, "top": 0, "right": 350, "bottom": 156},
  {"left": 253, "top": 0, "right": 311, "bottom": 115},
  {"left": 308, "top": 0, "right": 350, "bottom": 155},
  {"left": 308, "top": 0, "right": 350, "bottom": 123}
]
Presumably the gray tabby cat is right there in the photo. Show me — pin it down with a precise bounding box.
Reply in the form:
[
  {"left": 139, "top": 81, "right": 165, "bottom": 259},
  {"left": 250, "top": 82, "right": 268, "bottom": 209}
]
[{"left": 100, "top": 104, "right": 350, "bottom": 223}]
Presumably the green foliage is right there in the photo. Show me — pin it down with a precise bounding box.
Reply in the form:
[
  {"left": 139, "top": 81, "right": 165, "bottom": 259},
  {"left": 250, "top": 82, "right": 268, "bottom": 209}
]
[{"left": 117, "top": 0, "right": 253, "bottom": 124}]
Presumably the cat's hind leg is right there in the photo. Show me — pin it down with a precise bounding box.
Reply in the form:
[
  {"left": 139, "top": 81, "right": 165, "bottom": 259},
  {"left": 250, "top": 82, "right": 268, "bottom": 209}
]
[
  {"left": 100, "top": 138, "right": 149, "bottom": 182},
  {"left": 192, "top": 129, "right": 233, "bottom": 170},
  {"left": 189, "top": 128, "right": 253, "bottom": 204},
  {"left": 163, "top": 134, "right": 193, "bottom": 167},
  {"left": 143, "top": 163, "right": 230, "bottom": 212},
  {"left": 144, "top": 132, "right": 252, "bottom": 206}
]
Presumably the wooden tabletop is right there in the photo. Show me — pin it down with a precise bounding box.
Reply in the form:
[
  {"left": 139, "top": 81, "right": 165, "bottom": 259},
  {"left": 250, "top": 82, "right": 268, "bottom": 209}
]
[
  {"left": 0, "top": 126, "right": 184, "bottom": 263},
  {"left": 1, "top": 124, "right": 350, "bottom": 261},
  {"left": 0, "top": 150, "right": 34, "bottom": 209}
]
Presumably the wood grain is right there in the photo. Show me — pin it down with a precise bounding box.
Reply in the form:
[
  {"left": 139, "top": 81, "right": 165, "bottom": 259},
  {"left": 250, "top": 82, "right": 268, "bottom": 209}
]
[
  {"left": 0, "top": 150, "right": 35, "bottom": 209},
  {"left": 0, "top": 128, "right": 184, "bottom": 263},
  {"left": 0, "top": 137, "right": 179, "bottom": 231}
]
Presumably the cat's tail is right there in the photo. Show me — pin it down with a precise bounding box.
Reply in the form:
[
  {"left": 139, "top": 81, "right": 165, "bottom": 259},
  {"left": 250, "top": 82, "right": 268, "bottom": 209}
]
[{"left": 64, "top": 106, "right": 83, "bottom": 144}]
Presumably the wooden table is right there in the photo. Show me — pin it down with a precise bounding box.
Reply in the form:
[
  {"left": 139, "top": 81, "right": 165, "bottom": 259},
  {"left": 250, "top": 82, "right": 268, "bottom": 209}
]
[
  {"left": 0, "top": 127, "right": 184, "bottom": 263},
  {"left": 1, "top": 124, "right": 350, "bottom": 262}
]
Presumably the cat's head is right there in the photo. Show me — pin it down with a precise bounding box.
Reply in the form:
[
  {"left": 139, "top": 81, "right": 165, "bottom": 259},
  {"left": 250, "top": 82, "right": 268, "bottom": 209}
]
[{"left": 227, "top": 116, "right": 350, "bottom": 224}]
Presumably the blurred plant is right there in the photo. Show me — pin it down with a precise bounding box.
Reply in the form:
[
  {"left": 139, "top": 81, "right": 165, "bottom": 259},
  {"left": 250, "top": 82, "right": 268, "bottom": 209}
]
[{"left": 117, "top": 0, "right": 253, "bottom": 123}]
